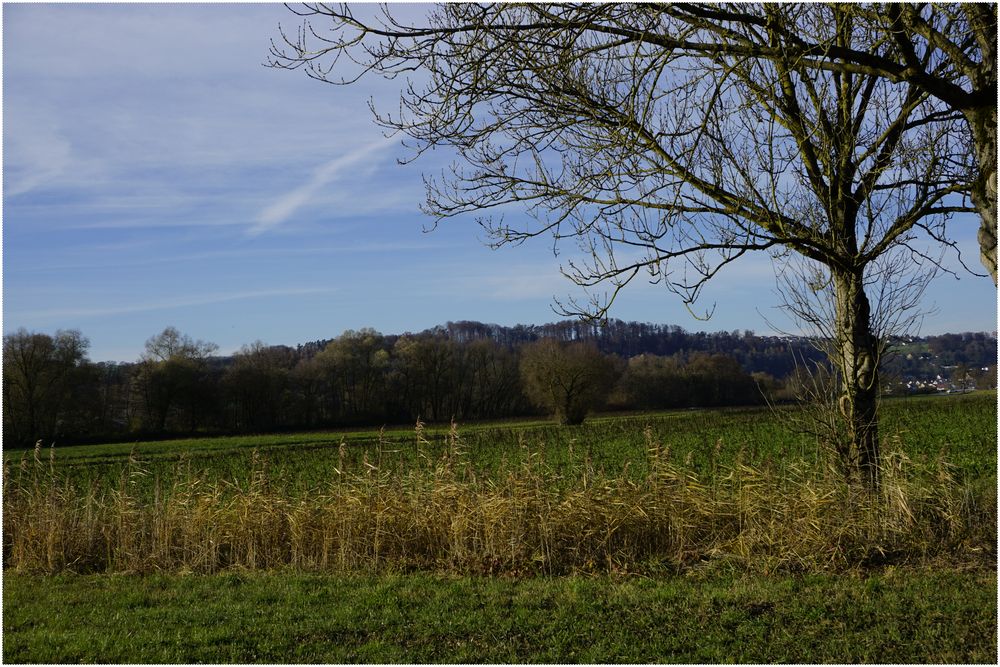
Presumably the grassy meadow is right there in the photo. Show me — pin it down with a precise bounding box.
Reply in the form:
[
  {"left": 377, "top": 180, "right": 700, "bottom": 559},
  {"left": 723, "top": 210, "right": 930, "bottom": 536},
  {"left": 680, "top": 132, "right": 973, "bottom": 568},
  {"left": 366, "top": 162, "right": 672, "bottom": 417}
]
[
  {"left": 5, "top": 570, "right": 995, "bottom": 663},
  {"left": 3, "top": 391, "right": 997, "bottom": 662}
]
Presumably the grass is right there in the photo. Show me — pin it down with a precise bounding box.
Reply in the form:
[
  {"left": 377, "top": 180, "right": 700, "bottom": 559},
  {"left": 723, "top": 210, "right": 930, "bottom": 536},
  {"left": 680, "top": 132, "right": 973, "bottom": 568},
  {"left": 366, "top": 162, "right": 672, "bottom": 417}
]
[
  {"left": 4, "top": 570, "right": 995, "bottom": 663},
  {"left": 6, "top": 392, "right": 995, "bottom": 493},
  {"left": 3, "top": 392, "right": 995, "bottom": 662}
]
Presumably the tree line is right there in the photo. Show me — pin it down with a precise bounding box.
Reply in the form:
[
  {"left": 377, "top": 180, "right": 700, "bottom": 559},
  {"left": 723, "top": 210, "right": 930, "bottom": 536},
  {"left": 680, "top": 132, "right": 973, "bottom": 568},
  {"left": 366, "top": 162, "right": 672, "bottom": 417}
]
[
  {"left": 1, "top": 324, "right": 768, "bottom": 446},
  {"left": 4, "top": 321, "right": 994, "bottom": 448}
]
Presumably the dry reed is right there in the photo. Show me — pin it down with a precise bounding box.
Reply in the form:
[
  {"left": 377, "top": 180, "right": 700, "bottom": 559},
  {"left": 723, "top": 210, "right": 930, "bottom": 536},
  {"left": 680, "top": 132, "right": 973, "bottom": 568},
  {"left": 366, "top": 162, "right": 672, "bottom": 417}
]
[{"left": 3, "top": 426, "right": 994, "bottom": 575}]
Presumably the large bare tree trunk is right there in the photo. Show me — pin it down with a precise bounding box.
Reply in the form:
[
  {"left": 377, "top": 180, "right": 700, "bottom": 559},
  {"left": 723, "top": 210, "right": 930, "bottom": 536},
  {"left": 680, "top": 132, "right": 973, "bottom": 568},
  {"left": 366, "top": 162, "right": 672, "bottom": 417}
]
[
  {"left": 831, "top": 268, "right": 881, "bottom": 489},
  {"left": 968, "top": 106, "right": 998, "bottom": 285},
  {"left": 966, "top": 4, "right": 998, "bottom": 285}
]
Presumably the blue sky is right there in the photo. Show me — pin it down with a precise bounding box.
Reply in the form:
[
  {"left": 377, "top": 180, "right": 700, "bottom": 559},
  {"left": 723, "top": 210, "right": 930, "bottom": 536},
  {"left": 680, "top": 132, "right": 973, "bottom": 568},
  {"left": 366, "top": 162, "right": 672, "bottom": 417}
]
[{"left": 3, "top": 4, "right": 997, "bottom": 362}]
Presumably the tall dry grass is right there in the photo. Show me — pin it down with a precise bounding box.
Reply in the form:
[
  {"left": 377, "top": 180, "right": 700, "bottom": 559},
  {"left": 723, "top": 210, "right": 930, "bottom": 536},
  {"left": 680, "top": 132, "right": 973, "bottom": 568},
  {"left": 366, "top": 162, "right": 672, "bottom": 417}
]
[{"left": 3, "top": 425, "right": 994, "bottom": 575}]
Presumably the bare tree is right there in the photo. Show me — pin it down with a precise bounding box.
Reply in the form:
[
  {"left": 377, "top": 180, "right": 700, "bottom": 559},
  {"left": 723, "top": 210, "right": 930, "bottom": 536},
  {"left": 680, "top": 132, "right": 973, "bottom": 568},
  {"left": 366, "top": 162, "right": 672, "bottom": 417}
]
[
  {"left": 520, "top": 339, "right": 617, "bottom": 425},
  {"left": 134, "top": 327, "right": 219, "bottom": 433},
  {"left": 270, "top": 3, "right": 995, "bottom": 282},
  {"left": 223, "top": 341, "right": 294, "bottom": 431},
  {"left": 312, "top": 329, "right": 390, "bottom": 421},
  {"left": 2, "top": 329, "right": 89, "bottom": 446},
  {"left": 270, "top": 3, "right": 978, "bottom": 486},
  {"left": 774, "top": 249, "right": 936, "bottom": 483},
  {"left": 647, "top": 4, "right": 997, "bottom": 282}
]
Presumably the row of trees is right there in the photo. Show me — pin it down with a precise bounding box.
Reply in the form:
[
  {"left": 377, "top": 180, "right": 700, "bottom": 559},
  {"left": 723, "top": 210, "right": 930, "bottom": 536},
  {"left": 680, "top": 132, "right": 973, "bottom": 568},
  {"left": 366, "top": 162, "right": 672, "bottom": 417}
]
[
  {"left": 3, "top": 325, "right": 775, "bottom": 447},
  {"left": 298, "top": 319, "right": 832, "bottom": 379},
  {"left": 7, "top": 320, "right": 994, "bottom": 447}
]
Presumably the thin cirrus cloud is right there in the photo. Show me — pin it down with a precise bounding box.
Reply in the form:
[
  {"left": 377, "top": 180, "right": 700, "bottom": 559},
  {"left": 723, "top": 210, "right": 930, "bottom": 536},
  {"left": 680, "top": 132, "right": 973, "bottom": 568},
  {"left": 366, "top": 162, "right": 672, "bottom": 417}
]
[
  {"left": 10, "top": 240, "right": 460, "bottom": 275},
  {"left": 10, "top": 287, "right": 338, "bottom": 323},
  {"left": 250, "top": 138, "right": 396, "bottom": 236},
  {"left": 3, "top": 114, "right": 79, "bottom": 197}
]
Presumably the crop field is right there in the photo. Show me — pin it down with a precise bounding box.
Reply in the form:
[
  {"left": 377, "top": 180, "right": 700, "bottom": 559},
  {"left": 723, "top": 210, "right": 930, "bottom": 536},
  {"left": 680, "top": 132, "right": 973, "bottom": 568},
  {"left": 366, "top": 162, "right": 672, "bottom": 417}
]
[
  {"left": 3, "top": 392, "right": 997, "bottom": 662},
  {"left": 6, "top": 392, "right": 997, "bottom": 491}
]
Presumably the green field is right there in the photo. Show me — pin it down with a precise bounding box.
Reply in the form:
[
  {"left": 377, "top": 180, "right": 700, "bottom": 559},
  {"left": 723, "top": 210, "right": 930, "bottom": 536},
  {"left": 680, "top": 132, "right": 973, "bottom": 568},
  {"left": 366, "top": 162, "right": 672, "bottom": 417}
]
[
  {"left": 3, "top": 392, "right": 997, "bottom": 662},
  {"left": 4, "top": 570, "right": 995, "bottom": 663},
  {"left": 7, "top": 392, "right": 996, "bottom": 490}
]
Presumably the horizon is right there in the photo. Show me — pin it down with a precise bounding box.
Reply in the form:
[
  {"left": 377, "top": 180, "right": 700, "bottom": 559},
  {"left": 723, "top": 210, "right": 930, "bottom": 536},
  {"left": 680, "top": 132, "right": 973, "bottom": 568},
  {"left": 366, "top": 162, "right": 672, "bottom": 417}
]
[
  {"left": 12, "top": 316, "right": 993, "bottom": 367},
  {"left": 4, "top": 4, "right": 998, "bottom": 363}
]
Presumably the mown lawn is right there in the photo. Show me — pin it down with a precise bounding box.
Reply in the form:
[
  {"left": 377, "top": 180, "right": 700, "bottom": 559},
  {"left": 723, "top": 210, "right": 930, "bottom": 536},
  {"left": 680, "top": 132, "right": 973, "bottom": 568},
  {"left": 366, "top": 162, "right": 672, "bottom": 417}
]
[{"left": 4, "top": 570, "right": 995, "bottom": 663}]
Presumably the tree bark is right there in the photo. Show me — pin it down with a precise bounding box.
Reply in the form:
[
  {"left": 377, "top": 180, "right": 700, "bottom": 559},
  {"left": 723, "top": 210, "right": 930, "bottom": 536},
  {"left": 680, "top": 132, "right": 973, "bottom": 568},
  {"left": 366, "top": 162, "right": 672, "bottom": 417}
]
[
  {"left": 831, "top": 268, "right": 881, "bottom": 489},
  {"left": 967, "top": 106, "right": 998, "bottom": 285},
  {"left": 964, "top": 4, "right": 998, "bottom": 284}
]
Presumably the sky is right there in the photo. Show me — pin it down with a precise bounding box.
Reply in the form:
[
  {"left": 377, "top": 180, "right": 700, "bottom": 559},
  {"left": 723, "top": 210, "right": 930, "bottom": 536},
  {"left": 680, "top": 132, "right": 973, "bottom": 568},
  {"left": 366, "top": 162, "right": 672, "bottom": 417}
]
[{"left": 3, "top": 3, "right": 997, "bottom": 363}]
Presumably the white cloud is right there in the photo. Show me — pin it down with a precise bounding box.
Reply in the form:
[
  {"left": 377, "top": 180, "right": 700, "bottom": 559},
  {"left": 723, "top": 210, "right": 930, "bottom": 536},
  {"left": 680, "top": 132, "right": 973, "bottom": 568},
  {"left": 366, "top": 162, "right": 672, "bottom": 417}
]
[
  {"left": 3, "top": 4, "right": 399, "bottom": 207},
  {"left": 441, "top": 262, "right": 570, "bottom": 302},
  {"left": 11, "top": 287, "right": 338, "bottom": 322},
  {"left": 3, "top": 116, "right": 76, "bottom": 197},
  {"left": 250, "top": 139, "right": 396, "bottom": 235},
  {"left": 11, "top": 239, "right": 455, "bottom": 275}
]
